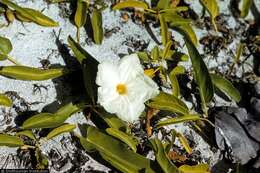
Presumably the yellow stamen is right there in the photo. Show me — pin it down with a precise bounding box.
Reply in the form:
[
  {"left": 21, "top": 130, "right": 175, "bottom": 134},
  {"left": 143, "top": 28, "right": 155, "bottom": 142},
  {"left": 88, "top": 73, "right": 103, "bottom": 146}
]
[{"left": 116, "top": 84, "right": 127, "bottom": 95}]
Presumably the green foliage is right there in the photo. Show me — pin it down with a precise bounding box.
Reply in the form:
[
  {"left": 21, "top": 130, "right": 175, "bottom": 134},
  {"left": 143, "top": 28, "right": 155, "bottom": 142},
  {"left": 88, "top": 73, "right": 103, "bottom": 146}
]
[
  {"left": 22, "top": 103, "right": 84, "bottom": 129},
  {"left": 1, "top": 0, "right": 58, "bottom": 27},
  {"left": 91, "top": 9, "right": 103, "bottom": 45},
  {"left": 199, "top": 0, "right": 219, "bottom": 31},
  {"left": 211, "top": 74, "right": 241, "bottom": 102},
  {"left": 0, "top": 94, "right": 12, "bottom": 107},
  {"left": 156, "top": 114, "right": 200, "bottom": 128},
  {"left": 0, "top": 134, "right": 24, "bottom": 147},
  {"left": 0, "top": 66, "right": 66, "bottom": 81},
  {"left": 184, "top": 37, "right": 214, "bottom": 116},
  {"left": 148, "top": 92, "right": 189, "bottom": 115},
  {"left": 83, "top": 126, "right": 156, "bottom": 173},
  {"left": 149, "top": 138, "right": 180, "bottom": 173},
  {"left": 46, "top": 124, "right": 76, "bottom": 140},
  {"left": 240, "top": 0, "right": 252, "bottom": 18}
]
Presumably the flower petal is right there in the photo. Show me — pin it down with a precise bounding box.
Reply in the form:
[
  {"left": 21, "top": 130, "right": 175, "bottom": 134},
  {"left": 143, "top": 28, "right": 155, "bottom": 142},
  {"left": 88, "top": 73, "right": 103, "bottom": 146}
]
[
  {"left": 96, "top": 61, "right": 119, "bottom": 87},
  {"left": 118, "top": 54, "right": 143, "bottom": 83},
  {"left": 127, "top": 74, "right": 159, "bottom": 103}
]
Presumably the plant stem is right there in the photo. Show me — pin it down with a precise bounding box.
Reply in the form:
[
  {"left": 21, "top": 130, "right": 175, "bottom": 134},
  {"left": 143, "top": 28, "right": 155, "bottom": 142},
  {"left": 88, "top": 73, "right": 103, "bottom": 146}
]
[
  {"left": 77, "top": 28, "right": 80, "bottom": 43},
  {"left": 7, "top": 55, "right": 22, "bottom": 65}
]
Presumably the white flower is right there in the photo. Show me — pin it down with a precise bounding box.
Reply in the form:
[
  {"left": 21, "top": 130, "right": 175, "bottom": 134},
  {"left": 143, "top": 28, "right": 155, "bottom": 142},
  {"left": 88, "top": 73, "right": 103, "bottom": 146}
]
[{"left": 96, "top": 54, "right": 159, "bottom": 123}]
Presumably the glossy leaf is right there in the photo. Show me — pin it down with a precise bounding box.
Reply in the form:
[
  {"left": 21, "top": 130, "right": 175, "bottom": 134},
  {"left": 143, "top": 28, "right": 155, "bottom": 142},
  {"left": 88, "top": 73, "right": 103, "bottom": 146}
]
[
  {"left": 156, "top": 0, "right": 171, "bottom": 10},
  {"left": 156, "top": 114, "right": 200, "bottom": 128},
  {"left": 0, "top": 66, "right": 66, "bottom": 81},
  {"left": 148, "top": 92, "right": 189, "bottom": 115},
  {"left": 6, "top": 9, "right": 15, "bottom": 23},
  {"left": 1, "top": 0, "right": 58, "bottom": 27},
  {"left": 46, "top": 124, "right": 76, "bottom": 139},
  {"left": 82, "top": 55, "right": 99, "bottom": 103},
  {"left": 85, "top": 126, "right": 156, "bottom": 172},
  {"left": 68, "top": 36, "right": 98, "bottom": 101},
  {"left": 0, "top": 134, "right": 24, "bottom": 147},
  {"left": 199, "top": 0, "right": 219, "bottom": 31},
  {"left": 179, "top": 164, "right": 210, "bottom": 173},
  {"left": 1, "top": 0, "right": 37, "bottom": 21},
  {"left": 176, "top": 132, "right": 192, "bottom": 154},
  {"left": 68, "top": 35, "right": 87, "bottom": 64},
  {"left": 91, "top": 9, "right": 103, "bottom": 45},
  {"left": 162, "top": 13, "right": 191, "bottom": 25},
  {"left": 159, "top": 14, "right": 168, "bottom": 46},
  {"left": 0, "top": 36, "right": 12, "bottom": 55},
  {"left": 106, "top": 128, "right": 138, "bottom": 152},
  {"left": 184, "top": 37, "right": 213, "bottom": 114},
  {"left": 17, "top": 8, "right": 59, "bottom": 27},
  {"left": 0, "top": 94, "right": 12, "bottom": 107},
  {"left": 169, "top": 66, "right": 184, "bottom": 97},
  {"left": 22, "top": 103, "right": 84, "bottom": 129},
  {"left": 170, "top": 24, "right": 197, "bottom": 46},
  {"left": 112, "top": 0, "right": 149, "bottom": 10},
  {"left": 151, "top": 46, "right": 160, "bottom": 60},
  {"left": 240, "top": 0, "right": 252, "bottom": 18},
  {"left": 149, "top": 138, "right": 180, "bottom": 173},
  {"left": 211, "top": 74, "right": 241, "bottom": 102},
  {"left": 16, "top": 130, "right": 36, "bottom": 140},
  {"left": 74, "top": 0, "right": 88, "bottom": 41},
  {"left": 95, "top": 108, "right": 129, "bottom": 132}
]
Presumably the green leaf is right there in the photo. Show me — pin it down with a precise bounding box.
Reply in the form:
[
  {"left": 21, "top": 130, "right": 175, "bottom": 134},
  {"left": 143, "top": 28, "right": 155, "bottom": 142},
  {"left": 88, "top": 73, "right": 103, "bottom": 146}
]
[
  {"left": 0, "top": 94, "right": 12, "bottom": 107},
  {"left": 162, "top": 13, "right": 191, "bottom": 25},
  {"left": 95, "top": 108, "right": 129, "bottom": 132},
  {"left": 106, "top": 128, "right": 138, "bottom": 152},
  {"left": 16, "top": 130, "right": 36, "bottom": 140},
  {"left": 170, "top": 24, "right": 198, "bottom": 46},
  {"left": 112, "top": 0, "right": 149, "bottom": 10},
  {"left": 68, "top": 35, "right": 87, "bottom": 64},
  {"left": 234, "top": 43, "right": 244, "bottom": 63},
  {"left": 240, "top": 0, "right": 252, "bottom": 18},
  {"left": 0, "top": 134, "right": 24, "bottom": 147},
  {"left": 74, "top": 0, "right": 88, "bottom": 28},
  {"left": 85, "top": 126, "right": 156, "bottom": 173},
  {"left": 0, "top": 36, "right": 12, "bottom": 55},
  {"left": 175, "top": 131, "right": 192, "bottom": 154},
  {"left": 156, "top": 0, "right": 171, "bottom": 10},
  {"left": 169, "top": 66, "right": 185, "bottom": 97},
  {"left": 17, "top": 8, "right": 59, "bottom": 27},
  {"left": 68, "top": 36, "right": 98, "bottom": 102},
  {"left": 1, "top": 0, "right": 58, "bottom": 27},
  {"left": 148, "top": 92, "right": 189, "bottom": 115},
  {"left": 0, "top": 66, "right": 66, "bottom": 81},
  {"left": 151, "top": 46, "right": 160, "bottom": 60},
  {"left": 210, "top": 73, "right": 241, "bottom": 102},
  {"left": 79, "top": 136, "right": 96, "bottom": 152},
  {"left": 184, "top": 37, "right": 213, "bottom": 115},
  {"left": 199, "top": 0, "right": 219, "bottom": 31},
  {"left": 22, "top": 103, "right": 84, "bottom": 129},
  {"left": 179, "top": 164, "right": 210, "bottom": 173},
  {"left": 46, "top": 124, "right": 76, "bottom": 140},
  {"left": 149, "top": 138, "right": 180, "bottom": 173},
  {"left": 91, "top": 9, "right": 103, "bottom": 45},
  {"left": 82, "top": 55, "right": 99, "bottom": 103},
  {"left": 156, "top": 114, "right": 200, "bottom": 128},
  {"left": 159, "top": 14, "right": 169, "bottom": 46},
  {"left": 74, "top": 0, "right": 88, "bottom": 42}
]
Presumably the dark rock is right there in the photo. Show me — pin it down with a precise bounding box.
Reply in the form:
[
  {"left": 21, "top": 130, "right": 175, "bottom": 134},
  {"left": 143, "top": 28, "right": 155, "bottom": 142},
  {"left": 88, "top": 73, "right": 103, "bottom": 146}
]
[
  {"left": 229, "top": 107, "right": 260, "bottom": 142},
  {"left": 214, "top": 107, "right": 259, "bottom": 164},
  {"left": 254, "top": 82, "right": 260, "bottom": 98},
  {"left": 250, "top": 97, "right": 260, "bottom": 116}
]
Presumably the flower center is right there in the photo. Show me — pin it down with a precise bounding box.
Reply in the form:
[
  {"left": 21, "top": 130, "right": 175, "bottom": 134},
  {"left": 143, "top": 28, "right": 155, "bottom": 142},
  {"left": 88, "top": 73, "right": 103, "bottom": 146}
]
[{"left": 116, "top": 84, "right": 127, "bottom": 95}]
